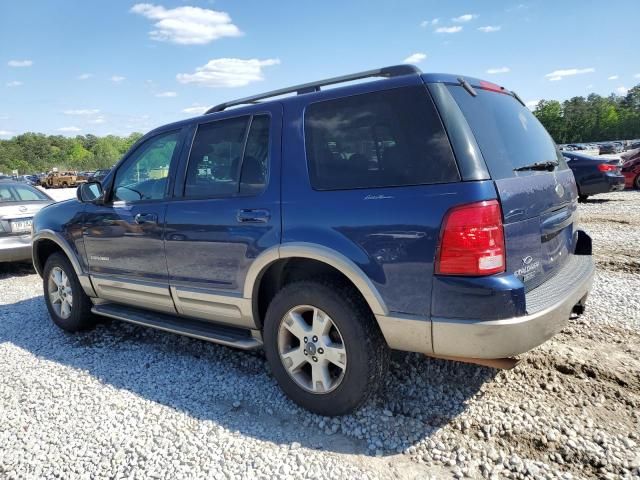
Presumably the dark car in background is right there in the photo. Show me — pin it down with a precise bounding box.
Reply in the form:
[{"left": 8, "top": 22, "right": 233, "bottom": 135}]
[
  {"left": 91, "top": 169, "right": 111, "bottom": 183},
  {"left": 599, "top": 143, "right": 618, "bottom": 155},
  {"left": 562, "top": 151, "right": 625, "bottom": 201}
]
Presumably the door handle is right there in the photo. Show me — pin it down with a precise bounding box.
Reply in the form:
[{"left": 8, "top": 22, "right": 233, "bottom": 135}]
[
  {"left": 236, "top": 209, "right": 270, "bottom": 224},
  {"left": 134, "top": 213, "right": 158, "bottom": 224}
]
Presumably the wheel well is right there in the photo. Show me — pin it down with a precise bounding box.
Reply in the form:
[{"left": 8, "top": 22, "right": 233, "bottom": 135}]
[
  {"left": 34, "top": 239, "right": 64, "bottom": 276},
  {"left": 253, "top": 258, "right": 371, "bottom": 329}
]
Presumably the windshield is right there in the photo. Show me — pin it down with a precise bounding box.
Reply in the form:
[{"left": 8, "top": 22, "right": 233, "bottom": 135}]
[{"left": 447, "top": 85, "right": 567, "bottom": 179}]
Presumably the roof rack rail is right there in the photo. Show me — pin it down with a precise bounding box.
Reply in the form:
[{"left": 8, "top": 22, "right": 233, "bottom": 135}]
[{"left": 205, "top": 64, "right": 421, "bottom": 114}]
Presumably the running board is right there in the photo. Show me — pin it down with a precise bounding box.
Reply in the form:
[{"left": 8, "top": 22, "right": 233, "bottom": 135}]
[{"left": 91, "top": 303, "right": 262, "bottom": 350}]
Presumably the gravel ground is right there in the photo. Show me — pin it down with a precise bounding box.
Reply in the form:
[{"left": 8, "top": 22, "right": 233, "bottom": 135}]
[{"left": 1, "top": 190, "right": 639, "bottom": 480}]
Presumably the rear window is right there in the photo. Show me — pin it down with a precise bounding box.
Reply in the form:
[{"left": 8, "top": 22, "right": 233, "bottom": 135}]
[
  {"left": 447, "top": 86, "right": 566, "bottom": 179},
  {"left": 0, "top": 184, "right": 49, "bottom": 202},
  {"left": 304, "top": 86, "right": 459, "bottom": 190}
]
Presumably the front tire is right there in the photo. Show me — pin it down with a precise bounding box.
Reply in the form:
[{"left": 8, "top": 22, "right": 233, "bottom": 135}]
[
  {"left": 43, "top": 252, "right": 97, "bottom": 332},
  {"left": 263, "top": 279, "right": 389, "bottom": 416},
  {"left": 578, "top": 194, "right": 589, "bottom": 203}
]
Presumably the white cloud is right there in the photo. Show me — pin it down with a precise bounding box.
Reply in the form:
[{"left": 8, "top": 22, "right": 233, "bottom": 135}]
[
  {"left": 452, "top": 14, "right": 477, "bottom": 23},
  {"left": 88, "top": 116, "right": 106, "bottom": 124},
  {"left": 8, "top": 59, "right": 33, "bottom": 67},
  {"left": 486, "top": 67, "right": 510, "bottom": 74},
  {"left": 182, "top": 105, "right": 208, "bottom": 115},
  {"left": 57, "top": 126, "right": 81, "bottom": 132},
  {"left": 177, "top": 58, "right": 280, "bottom": 88},
  {"left": 0, "top": 130, "right": 14, "bottom": 137},
  {"left": 131, "top": 3, "right": 242, "bottom": 45},
  {"left": 156, "top": 91, "right": 177, "bottom": 97},
  {"left": 403, "top": 53, "right": 427, "bottom": 64},
  {"left": 111, "top": 75, "right": 126, "bottom": 83},
  {"left": 77, "top": 73, "right": 93, "bottom": 80},
  {"left": 608, "top": 75, "right": 619, "bottom": 80},
  {"left": 544, "top": 68, "right": 595, "bottom": 81},
  {"left": 616, "top": 86, "right": 628, "bottom": 95},
  {"left": 6, "top": 81, "right": 23, "bottom": 87},
  {"left": 525, "top": 100, "right": 539, "bottom": 110},
  {"left": 63, "top": 109, "right": 100, "bottom": 115},
  {"left": 435, "top": 26, "right": 463, "bottom": 33},
  {"left": 635, "top": 73, "right": 640, "bottom": 79},
  {"left": 478, "top": 25, "right": 501, "bottom": 32},
  {"left": 420, "top": 18, "right": 439, "bottom": 27}
]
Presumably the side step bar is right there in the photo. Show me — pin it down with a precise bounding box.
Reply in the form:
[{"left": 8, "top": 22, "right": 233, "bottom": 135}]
[{"left": 92, "top": 303, "right": 263, "bottom": 350}]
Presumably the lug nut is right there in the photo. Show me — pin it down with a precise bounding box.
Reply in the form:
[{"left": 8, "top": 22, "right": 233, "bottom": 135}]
[
  {"left": 318, "top": 348, "right": 324, "bottom": 354},
  {"left": 304, "top": 337, "right": 308, "bottom": 343},
  {"left": 312, "top": 336, "right": 318, "bottom": 342},
  {"left": 312, "top": 356, "right": 318, "bottom": 362},
  {"left": 303, "top": 351, "right": 308, "bottom": 356}
]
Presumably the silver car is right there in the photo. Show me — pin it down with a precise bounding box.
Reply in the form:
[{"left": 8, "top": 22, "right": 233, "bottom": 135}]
[{"left": 0, "top": 181, "right": 53, "bottom": 262}]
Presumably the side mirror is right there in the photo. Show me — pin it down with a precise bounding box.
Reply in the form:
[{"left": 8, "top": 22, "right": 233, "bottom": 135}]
[{"left": 77, "top": 181, "right": 104, "bottom": 203}]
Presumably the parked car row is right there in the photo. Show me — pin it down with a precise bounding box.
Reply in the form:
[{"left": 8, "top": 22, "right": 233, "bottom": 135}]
[{"left": 561, "top": 151, "right": 625, "bottom": 201}]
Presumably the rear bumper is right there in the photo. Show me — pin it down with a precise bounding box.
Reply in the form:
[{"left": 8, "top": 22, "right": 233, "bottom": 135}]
[
  {"left": 0, "top": 234, "right": 33, "bottom": 262},
  {"left": 430, "top": 253, "right": 594, "bottom": 359},
  {"left": 581, "top": 174, "right": 625, "bottom": 195},
  {"left": 376, "top": 233, "right": 595, "bottom": 359}
]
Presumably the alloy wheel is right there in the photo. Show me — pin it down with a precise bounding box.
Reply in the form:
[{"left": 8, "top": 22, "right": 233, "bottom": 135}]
[
  {"left": 48, "top": 267, "right": 73, "bottom": 319},
  {"left": 277, "top": 305, "right": 347, "bottom": 394}
]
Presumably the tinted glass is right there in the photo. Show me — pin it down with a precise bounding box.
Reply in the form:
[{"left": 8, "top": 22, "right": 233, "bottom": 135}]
[
  {"left": 113, "top": 130, "right": 180, "bottom": 202},
  {"left": 447, "top": 86, "right": 567, "bottom": 179},
  {"left": 240, "top": 115, "right": 270, "bottom": 195},
  {"left": 304, "top": 86, "right": 458, "bottom": 190},
  {"left": 185, "top": 117, "right": 249, "bottom": 197}
]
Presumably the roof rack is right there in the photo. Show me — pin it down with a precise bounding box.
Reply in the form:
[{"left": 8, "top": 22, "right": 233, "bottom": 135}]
[{"left": 205, "top": 64, "right": 422, "bottom": 114}]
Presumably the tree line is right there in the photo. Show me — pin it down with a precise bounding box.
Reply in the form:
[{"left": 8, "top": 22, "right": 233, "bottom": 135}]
[
  {"left": 0, "top": 132, "right": 143, "bottom": 175},
  {"left": 532, "top": 84, "right": 640, "bottom": 144}
]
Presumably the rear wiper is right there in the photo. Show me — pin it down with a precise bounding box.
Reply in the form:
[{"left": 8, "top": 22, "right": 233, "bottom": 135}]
[{"left": 513, "top": 160, "right": 558, "bottom": 172}]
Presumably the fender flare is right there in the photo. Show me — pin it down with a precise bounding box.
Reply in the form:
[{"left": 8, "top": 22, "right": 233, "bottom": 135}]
[
  {"left": 32, "top": 229, "right": 97, "bottom": 297},
  {"left": 244, "top": 242, "right": 388, "bottom": 316}
]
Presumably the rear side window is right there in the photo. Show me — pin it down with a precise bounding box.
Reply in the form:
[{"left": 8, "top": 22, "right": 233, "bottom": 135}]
[
  {"left": 185, "top": 115, "right": 270, "bottom": 197},
  {"left": 447, "top": 86, "right": 566, "bottom": 179},
  {"left": 305, "top": 86, "right": 459, "bottom": 190}
]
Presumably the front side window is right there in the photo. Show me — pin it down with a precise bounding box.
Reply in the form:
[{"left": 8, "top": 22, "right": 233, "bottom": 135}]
[
  {"left": 185, "top": 114, "right": 271, "bottom": 197},
  {"left": 304, "top": 86, "right": 459, "bottom": 190},
  {"left": 113, "top": 130, "right": 180, "bottom": 202}
]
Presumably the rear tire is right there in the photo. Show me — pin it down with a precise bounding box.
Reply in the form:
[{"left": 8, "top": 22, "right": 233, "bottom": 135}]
[
  {"left": 43, "top": 252, "right": 97, "bottom": 332},
  {"left": 263, "top": 279, "right": 389, "bottom": 416}
]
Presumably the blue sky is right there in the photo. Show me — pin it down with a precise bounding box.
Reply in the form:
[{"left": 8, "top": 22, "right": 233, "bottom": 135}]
[{"left": 1, "top": 0, "right": 638, "bottom": 138}]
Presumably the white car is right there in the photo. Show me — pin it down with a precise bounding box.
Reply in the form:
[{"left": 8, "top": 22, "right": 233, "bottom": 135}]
[{"left": 0, "top": 181, "right": 54, "bottom": 262}]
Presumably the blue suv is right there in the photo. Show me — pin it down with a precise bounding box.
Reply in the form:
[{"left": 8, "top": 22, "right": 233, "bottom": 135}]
[{"left": 32, "top": 65, "right": 595, "bottom": 416}]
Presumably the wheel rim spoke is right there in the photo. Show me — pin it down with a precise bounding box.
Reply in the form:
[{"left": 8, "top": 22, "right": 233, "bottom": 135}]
[
  {"left": 283, "top": 311, "right": 310, "bottom": 341},
  {"left": 311, "top": 361, "right": 333, "bottom": 393},
  {"left": 48, "top": 267, "right": 72, "bottom": 319},
  {"left": 311, "top": 308, "right": 332, "bottom": 337},
  {"left": 281, "top": 347, "right": 307, "bottom": 373},
  {"left": 49, "top": 291, "right": 62, "bottom": 305},
  {"left": 324, "top": 344, "right": 347, "bottom": 368}
]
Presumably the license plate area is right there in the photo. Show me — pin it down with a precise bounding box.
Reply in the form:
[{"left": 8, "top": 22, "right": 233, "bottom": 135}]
[{"left": 10, "top": 218, "right": 32, "bottom": 233}]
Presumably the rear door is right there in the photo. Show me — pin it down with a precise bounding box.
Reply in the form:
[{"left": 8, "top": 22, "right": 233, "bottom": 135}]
[
  {"left": 164, "top": 106, "right": 282, "bottom": 327},
  {"left": 445, "top": 84, "right": 577, "bottom": 291}
]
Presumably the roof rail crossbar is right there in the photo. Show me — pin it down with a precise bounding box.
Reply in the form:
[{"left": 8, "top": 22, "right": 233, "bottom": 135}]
[{"left": 205, "top": 64, "right": 421, "bottom": 114}]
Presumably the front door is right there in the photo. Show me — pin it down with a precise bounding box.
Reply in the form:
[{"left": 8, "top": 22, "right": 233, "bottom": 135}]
[
  {"left": 83, "top": 129, "right": 184, "bottom": 313},
  {"left": 164, "top": 107, "right": 282, "bottom": 327}
]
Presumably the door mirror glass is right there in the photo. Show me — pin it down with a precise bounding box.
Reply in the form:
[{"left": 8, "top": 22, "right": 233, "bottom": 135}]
[{"left": 77, "top": 181, "right": 103, "bottom": 203}]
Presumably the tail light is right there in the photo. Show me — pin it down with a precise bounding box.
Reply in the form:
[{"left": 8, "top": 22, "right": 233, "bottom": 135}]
[
  {"left": 597, "top": 163, "right": 618, "bottom": 172},
  {"left": 436, "top": 200, "right": 505, "bottom": 276}
]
